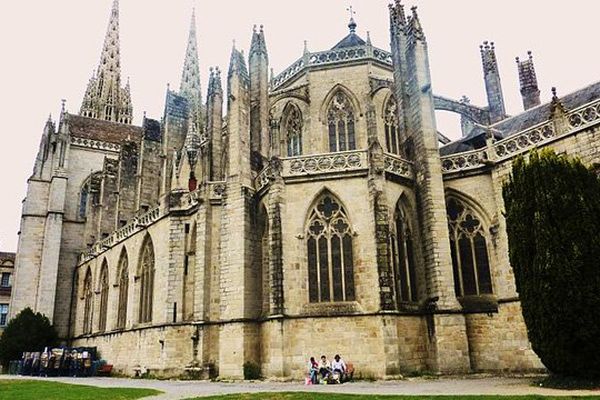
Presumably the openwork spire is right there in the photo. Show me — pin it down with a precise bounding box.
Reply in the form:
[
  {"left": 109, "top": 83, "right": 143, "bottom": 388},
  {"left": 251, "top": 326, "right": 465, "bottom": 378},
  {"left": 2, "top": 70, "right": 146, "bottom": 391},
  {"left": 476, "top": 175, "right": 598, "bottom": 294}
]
[
  {"left": 180, "top": 8, "right": 203, "bottom": 130},
  {"left": 480, "top": 41, "right": 499, "bottom": 75},
  {"left": 79, "top": 0, "right": 133, "bottom": 124},
  {"left": 516, "top": 51, "right": 541, "bottom": 110}
]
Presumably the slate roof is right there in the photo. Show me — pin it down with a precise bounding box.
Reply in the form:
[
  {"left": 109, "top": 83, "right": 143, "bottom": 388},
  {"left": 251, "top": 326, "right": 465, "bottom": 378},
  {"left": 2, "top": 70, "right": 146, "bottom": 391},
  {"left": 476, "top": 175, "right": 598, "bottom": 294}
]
[
  {"left": 69, "top": 114, "right": 143, "bottom": 144},
  {"left": 440, "top": 81, "right": 600, "bottom": 156},
  {"left": 331, "top": 33, "right": 366, "bottom": 49}
]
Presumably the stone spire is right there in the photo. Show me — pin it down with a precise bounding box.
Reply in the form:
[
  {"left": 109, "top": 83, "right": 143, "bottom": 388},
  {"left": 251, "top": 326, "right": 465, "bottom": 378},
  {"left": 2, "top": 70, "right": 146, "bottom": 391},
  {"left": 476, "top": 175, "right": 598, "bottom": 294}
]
[
  {"left": 79, "top": 0, "right": 133, "bottom": 124},
  {"left": 180, "top": 8, "right": 203, "bottom": 130},
  {"left": 480, "top": 41, "right": 506, "bottom": 123},
  {"left": 249, "top": 25, "right": 270, "bottom": 158},
  {"left": 516, "top": 51, "right": 541, "bottom": 110}
]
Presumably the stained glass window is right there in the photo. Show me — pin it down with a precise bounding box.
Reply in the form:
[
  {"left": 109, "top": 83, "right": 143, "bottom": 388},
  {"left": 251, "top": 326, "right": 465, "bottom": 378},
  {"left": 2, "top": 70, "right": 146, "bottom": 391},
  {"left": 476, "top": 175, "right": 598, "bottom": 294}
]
[
  {"left": 307, "top": 194, "right": 355, "bottom": 302},
  {"left": 390, "top": 204, "right": 418, "bottom": 304},
  {"left": 116, "top": 249, "right": 128, "bottom": 329},
  {"left": 327, "top": 91, "right": 356, "bottom": 152},
  {"left": 83, "top": 268, "right": 93, "bottom": 334},
  {"left": 285, "top": 104, "right": 303, "bottom": 156},
  {"left": 446, "top": 197, "right": 493, "bottom": 297},
  {"left": 384, "top": 96, "right": 401, "bottom": 155},
  {"left": 98, "top": 261, "right": 109, "bottom": 332},
  {"left": 138, "top": 236, "right": 155, "bottom": 323}
]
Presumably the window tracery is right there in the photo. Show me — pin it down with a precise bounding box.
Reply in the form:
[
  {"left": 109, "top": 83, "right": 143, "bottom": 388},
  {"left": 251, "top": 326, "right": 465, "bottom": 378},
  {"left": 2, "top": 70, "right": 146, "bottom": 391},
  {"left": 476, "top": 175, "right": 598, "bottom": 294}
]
[
  {"left": 138, "top": 236, "right": 155, "bottom": 323},
  {"left": 82, "top": 268, "right": 93, "bottom": 335},
  {"left": 307, "top": 194, "right": 355, "bottom": 302},
  {"left": 327, "top": 91, "right": 356, "bottom": 152},
  {"left": 384, "top": 96, "right": 401, "bottom": 155},
  {"left": 98, "top": 261, "right": 109, "bottom": 332},
  {"left": 446, "top": 197, "right": 493, "bottom": 297},
  {"left": 284, "top": 104, "right": 303, "bottom": 156},
  {"left": 390, "top": 203, "right": 418, "bottom": 304},
  {"left": 116, "top": 250, "right": 128, "bottom": 329}
]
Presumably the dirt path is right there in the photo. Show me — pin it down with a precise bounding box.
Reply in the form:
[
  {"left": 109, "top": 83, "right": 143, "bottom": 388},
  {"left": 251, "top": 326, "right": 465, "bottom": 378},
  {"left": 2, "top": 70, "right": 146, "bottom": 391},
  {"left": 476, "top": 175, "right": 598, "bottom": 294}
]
[{"left": 4, "top": 375, "right": 599, "bottom": 400}]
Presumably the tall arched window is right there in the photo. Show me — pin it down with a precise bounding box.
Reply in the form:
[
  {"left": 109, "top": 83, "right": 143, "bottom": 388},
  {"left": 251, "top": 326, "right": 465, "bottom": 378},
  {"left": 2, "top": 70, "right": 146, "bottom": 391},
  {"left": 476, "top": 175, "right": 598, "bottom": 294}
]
[
  {"left": 390, "top": 202, "right": 418, "bottom": 304},
  {"left": 116, "top": 249, "right": 129, "bottom": 329},
  {"left": 98, "top": 261, "right": 109, "bottom": 332},
  {"left": 307, "top": 193, "right": 355, "bottom": 303},
  {"left": 82, "top": 268, "right": 93, "bottom": 335},
  {"left": 327, "top": 90, "right": 356, "bottom": 152},
  {"left": 446, "top": 197, "right": 493, "bottom": 297},
  {"left": 138, "top": 236, "right": 155, "bottom": 323},
  {"left": 384, "top": 96, "right": 401, "bottom": 155},
  {"left": 284, "top": 104, "right": 303, "bottom": 156}
]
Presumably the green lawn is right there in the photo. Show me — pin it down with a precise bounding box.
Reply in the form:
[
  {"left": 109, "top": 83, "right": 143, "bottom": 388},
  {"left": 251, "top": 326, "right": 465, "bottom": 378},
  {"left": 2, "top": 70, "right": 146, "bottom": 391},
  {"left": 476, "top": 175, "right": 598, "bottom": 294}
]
[
  {"left": 0, "top": 380, "right": 161, "bottom": 400},
  {"left": 186, "top": 395, "right": 600, "bottom": 400}
]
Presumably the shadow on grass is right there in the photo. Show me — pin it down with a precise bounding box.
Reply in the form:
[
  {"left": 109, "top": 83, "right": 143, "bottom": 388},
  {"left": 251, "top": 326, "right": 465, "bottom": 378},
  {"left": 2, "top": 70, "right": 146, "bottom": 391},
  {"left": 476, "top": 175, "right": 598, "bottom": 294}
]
[{"left": 0, "top": 380, "right": 161, "bottom": 400}]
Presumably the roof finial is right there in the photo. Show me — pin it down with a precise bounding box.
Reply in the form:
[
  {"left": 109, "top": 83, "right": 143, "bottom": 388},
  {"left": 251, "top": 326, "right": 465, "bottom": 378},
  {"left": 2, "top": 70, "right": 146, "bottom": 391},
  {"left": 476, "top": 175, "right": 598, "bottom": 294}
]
[
  {"left": 303, "top": 40, "right": 309, "bottom": 55},
  {"left": 346, "top": 5, "right": 357, "bottom": 33}
]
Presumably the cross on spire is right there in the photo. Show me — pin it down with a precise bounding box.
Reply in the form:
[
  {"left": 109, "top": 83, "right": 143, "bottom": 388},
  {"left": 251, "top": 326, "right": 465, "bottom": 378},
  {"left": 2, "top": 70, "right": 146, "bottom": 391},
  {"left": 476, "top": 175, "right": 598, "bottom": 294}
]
[{"left": 346, "top": 5, "right": 357, "bottom": 33}]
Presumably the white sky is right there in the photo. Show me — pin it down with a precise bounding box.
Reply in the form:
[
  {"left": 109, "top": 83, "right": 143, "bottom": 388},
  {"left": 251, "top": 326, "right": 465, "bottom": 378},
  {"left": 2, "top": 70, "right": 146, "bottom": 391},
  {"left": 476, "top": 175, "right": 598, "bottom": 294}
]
[{"left": 0, "top": 0, "right": 598, "bottom": 251}]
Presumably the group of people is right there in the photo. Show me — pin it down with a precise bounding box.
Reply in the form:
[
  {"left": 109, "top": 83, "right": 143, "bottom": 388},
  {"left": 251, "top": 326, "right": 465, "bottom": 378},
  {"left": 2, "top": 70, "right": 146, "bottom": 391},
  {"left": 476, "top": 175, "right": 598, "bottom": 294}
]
[{"left": 307, "top": 354, "right": 350, "bottom": 384}]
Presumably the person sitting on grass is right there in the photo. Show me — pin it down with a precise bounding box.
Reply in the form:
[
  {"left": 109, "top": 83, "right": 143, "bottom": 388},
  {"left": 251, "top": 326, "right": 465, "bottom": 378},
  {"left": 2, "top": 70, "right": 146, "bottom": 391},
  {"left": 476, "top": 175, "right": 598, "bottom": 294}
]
[
  {"left": 318, "top": 355, "right": 331, "bottom": 380},
  {"left": 330, "top": 354, "right": 347, "bottom": 383}
]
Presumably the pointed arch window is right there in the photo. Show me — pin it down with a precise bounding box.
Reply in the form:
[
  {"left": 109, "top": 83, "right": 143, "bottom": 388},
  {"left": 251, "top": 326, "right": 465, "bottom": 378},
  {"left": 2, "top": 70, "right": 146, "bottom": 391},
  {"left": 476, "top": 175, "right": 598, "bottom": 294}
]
[
  {"left": 327, "top": 91, "right": 356, "bottom": 152},
  {"left": 384, "top": 96, "right": 401, "bottom": 155},
  {"left": 307, "top": 193, "right": 355, "bottom": 303},
  {"left": 390, "top": 203, "right": 418, "bottom": 304},
  {"left": 98, "top": 261, "right": 109, "bottom": 332},
  {"left": 138, "top": 237, "right": 155, "bottom": 323},
  {"left": 116, "top": 250, "right": 129, "bottom": 329},
  {"left": 82, "top": 268, "right": 93, "bottom": 335},
  {"left": 284, "top": 104, "right": 303, "bottom": 156},
  {"left": 447, "top": 197, "right": 493, "bottom": 297}
]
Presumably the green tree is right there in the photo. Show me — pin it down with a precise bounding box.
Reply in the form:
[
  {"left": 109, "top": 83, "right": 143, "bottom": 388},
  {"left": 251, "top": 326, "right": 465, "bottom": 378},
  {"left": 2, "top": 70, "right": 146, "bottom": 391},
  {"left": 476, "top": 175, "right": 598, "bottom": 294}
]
[
  {"left": 0, "top": 307, "right": 58, "bottom": 369},
  {"left": 503, "top": 149, "right": 600, "bottom": 378}
]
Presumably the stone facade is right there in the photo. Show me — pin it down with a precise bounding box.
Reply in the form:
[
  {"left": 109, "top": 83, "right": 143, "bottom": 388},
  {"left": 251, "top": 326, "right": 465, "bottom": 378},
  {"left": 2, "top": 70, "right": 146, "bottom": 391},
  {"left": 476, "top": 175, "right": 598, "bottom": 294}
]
[
  {"left": 11, "top": 0, "right": 600, "bottom": 379},
  {"left": 0, "top": 252, "right": 15, "bottom": 331}
]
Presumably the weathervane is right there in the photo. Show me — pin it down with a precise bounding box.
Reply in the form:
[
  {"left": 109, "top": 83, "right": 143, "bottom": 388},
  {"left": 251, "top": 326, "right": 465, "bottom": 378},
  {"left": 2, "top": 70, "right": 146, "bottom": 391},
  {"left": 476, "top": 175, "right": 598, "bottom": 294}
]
[{"left": 346, "top": 5, "right": 357, "bottom": 33}]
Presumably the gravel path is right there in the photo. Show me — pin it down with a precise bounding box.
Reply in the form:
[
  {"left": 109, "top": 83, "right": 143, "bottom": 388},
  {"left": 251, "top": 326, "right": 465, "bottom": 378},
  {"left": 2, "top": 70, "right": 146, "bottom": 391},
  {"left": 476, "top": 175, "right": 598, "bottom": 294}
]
[{"left": 3, "top": 375, "right": 599, "bottom": 399}]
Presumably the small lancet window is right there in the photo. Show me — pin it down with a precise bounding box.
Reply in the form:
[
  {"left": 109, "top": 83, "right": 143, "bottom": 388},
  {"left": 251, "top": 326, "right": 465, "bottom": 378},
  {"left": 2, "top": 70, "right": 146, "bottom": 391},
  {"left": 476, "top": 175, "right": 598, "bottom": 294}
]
[
  {"left": 384, "top": 96, "right": 401, "bottom": 155},
  {"left": 98, "top": 261, "right": 109, "bottom": 332},
  {"left": 138, "top": 236, "right": 155, "bottom": 323},
  {"left": 446, "top": 197, "right": 493, "bottom": 297},
  {"left": 116, "top": 250, "right": 129, "bottom": 329},
  {"left": 327, "top": 90, "right": 356, "bottom": 152},
  {"left": 82, "top": 268, "right": 93, "bottom": 335},
  {"left": 306, "top": 193, "right": 355, "bottom": 303},
  {"left": 284, "top": 104, "right": 303, "bottom": 157}
]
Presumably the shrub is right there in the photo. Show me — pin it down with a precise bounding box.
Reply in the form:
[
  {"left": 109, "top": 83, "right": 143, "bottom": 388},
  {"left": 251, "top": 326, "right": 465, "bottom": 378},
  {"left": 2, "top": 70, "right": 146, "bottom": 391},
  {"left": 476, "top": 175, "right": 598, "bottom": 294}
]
[
  {"left": 503, "top": 149, "right": 600, "bottom": 378},
  {"left": 243, "top": 361, "right": 261, "bottom": 380},
  {"left": 0, "top": 308, "right": 59, "bottom": 369}
]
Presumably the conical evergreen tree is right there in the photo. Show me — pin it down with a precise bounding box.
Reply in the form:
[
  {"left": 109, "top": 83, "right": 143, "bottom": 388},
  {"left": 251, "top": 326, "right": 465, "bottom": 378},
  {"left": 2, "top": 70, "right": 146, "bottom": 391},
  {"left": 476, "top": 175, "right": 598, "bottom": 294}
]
[
  {"left": 503, "top": 149, "right": 600, "bottom": 377},
  {"left": 0, "top": 308, "right": 58, "bottom": 369}
]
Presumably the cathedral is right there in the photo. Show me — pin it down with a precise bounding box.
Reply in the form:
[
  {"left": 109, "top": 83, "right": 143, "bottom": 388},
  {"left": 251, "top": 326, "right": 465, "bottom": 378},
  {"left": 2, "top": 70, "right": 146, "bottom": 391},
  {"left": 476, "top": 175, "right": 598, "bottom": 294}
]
[{"left": 10, "top": 0, "right": 600, "bottom": 379}]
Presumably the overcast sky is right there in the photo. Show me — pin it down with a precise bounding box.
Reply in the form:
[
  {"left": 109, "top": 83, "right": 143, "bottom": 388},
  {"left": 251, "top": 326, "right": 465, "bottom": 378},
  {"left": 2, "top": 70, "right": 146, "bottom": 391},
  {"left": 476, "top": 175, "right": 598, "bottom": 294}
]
[{"left": 0, "top": 0, "right": 597, "bottom": 251}]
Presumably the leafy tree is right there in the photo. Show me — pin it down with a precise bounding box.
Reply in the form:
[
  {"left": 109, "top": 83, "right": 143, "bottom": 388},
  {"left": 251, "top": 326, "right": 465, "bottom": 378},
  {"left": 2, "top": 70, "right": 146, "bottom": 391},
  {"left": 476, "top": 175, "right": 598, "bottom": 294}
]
[
  {"left": 0, "top": 307, "right": 58, "bottom": 368},
  {"left": 503, "top": 149, "right": 600, "bottom": 378}
]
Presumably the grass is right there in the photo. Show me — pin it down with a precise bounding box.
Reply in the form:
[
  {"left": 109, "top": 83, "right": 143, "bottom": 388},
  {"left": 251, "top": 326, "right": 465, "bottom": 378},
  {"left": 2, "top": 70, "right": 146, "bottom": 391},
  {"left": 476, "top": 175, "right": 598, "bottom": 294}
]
[
  {"left": 0, "top": 380, "right": 161, "bottom": 400},
  {"left": 184, "top": 394, "right": 600, "bottom": 400}
]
